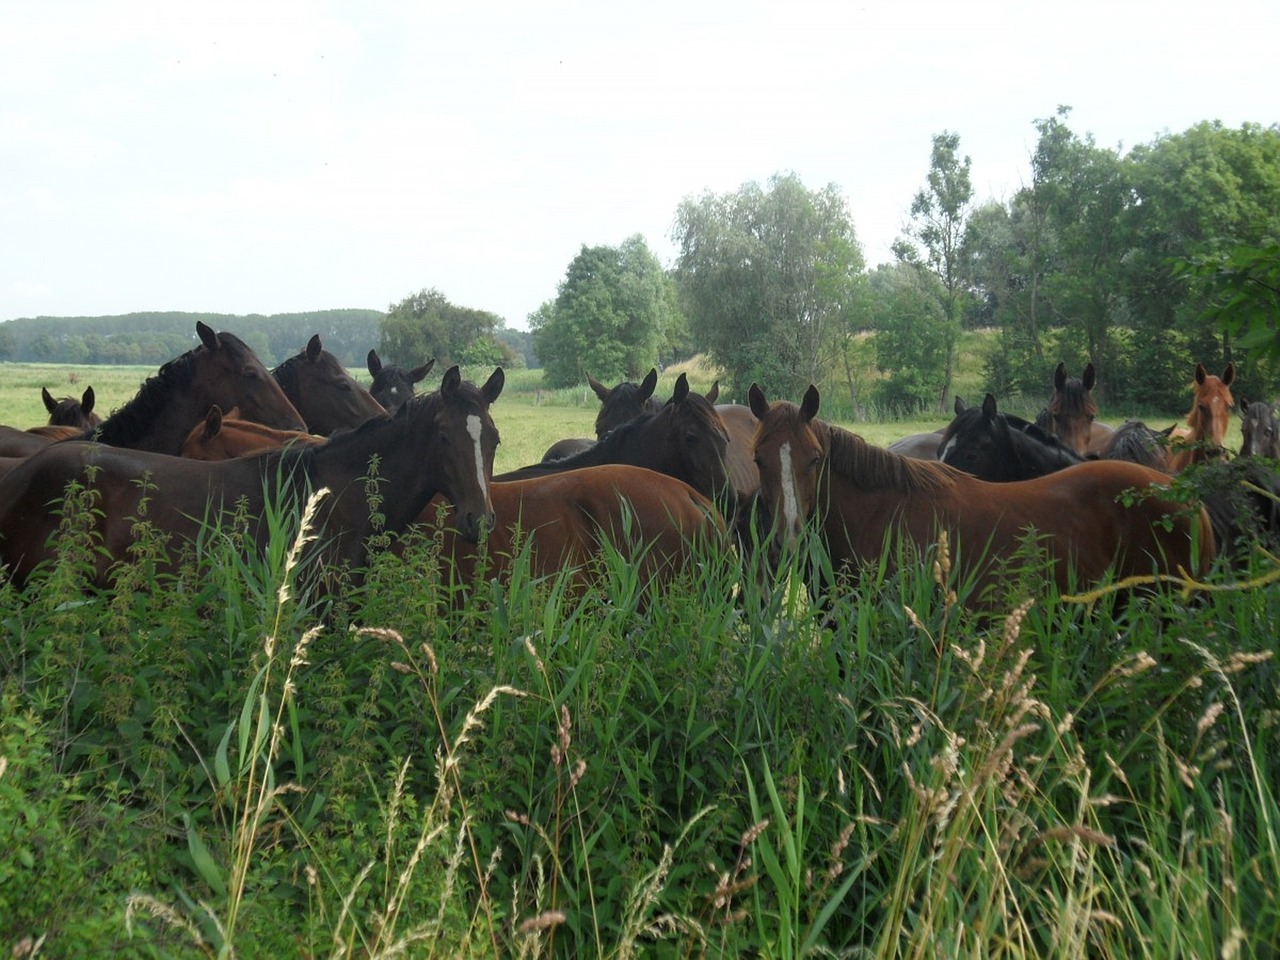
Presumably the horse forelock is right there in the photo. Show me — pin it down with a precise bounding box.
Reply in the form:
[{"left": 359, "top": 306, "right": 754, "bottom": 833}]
[{"left": 1050, "top": 378, "right": 1097, "bottom": 420}]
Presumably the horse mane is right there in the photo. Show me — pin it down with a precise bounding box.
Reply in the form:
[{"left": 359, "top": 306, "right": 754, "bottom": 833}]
[
  {"left": 92, "top": 337, "right": 249, "bottom": 445},
  {"left": 823, "top": 420, "right": 959, "bottom": 494},
  {"left": 271, "top": 354, "right": 303, "bottom": 397}
]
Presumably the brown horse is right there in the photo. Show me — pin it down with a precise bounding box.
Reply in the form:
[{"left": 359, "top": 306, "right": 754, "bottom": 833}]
[
  {"left": 540, "top": 369, "right": 665, "bottom": 462},
  {"left": 42, "top": 385, "right": 101, "bottom": 428},
  {"left": 272, "top": 334, "right": 386, "bottom": 435},
  {"left": 0, "top": 426, "right": 55, "bottom": 458},
  {"left": 0, "top": 366, "right": 503, "bottom": 590},
  {"left": 502, "top": 373, "right": 733, "bottom": 511},
  {"left": 180, "top": 406, "right": 324, "bottom": 460},
  {"left": 86, "top": 322, "right": 307, "bottom": 454},
  {"left": 747, "top": 383, "right": 1214, "bottom": 603},
  {"left": 1038, "top": 362, "right": 1114, "bottom": 456},
  {"left": 1170, "top": 362, "right": 1236, "bottom": 471},
  {"left": 367, "top": 350, "right": 435, "bottom": 414},
  {"left": 419, "top": 465, "right": 725, "bottom": 595}
]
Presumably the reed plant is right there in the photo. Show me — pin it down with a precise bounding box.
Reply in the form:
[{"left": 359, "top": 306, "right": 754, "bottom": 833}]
[{"left": 1, "top": 473, "right": 1277, "bottom": 957}]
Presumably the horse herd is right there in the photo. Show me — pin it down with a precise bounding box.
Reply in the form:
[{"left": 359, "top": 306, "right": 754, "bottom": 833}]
[{"left": 1, "top": 325, "right": 1277, "bottom": 610}]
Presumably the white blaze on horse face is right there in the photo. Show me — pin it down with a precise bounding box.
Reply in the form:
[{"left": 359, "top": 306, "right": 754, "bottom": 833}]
[
  {"left": 938, "top": 436, "right": 956, "bottom": 462},
  {"left": 466, "top": 414, "right": 489, "bottom": 500},
  {"left": 778, "top": 441, "right": 800, "bottom": 545}
]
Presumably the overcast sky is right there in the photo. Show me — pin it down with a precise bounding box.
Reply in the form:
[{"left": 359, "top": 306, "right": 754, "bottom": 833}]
[{"left": 3, "top": 0, "right": 1276, "bottom": 332}]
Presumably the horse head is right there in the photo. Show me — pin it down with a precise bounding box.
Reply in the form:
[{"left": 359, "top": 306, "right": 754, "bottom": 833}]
[
  {"left": 1045, "top": 361, "right": 1098, "bottom": 456},
  {"left": 367, "top": 349, "right": 435, "bottom": 414},
  {"left": 272, "top": 334, "right": 385, "bottom": 435},
  {"left": 747, "top": 382, "right": 824, "bottom": 558},
  {"left": 590, "top": 368, "right": 663, "bottom": 439}
]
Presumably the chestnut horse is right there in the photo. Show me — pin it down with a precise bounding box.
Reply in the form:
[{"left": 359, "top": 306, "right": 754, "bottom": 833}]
[
  {"left": 747, "top": 383, "right": 1214, "bottom": 603},
  {"left": 1170, "top": 362, "right": 1236, "bottom": 471},
  {"left": 1239, "top": 399, "right": 1280, "bottom": 459},
  {"left": 503, "top": 373, "right": 733, "bottom": 511},
  {"left": 1037, "top": 362, "right": 1114, "bottom": 456},
  {"left": 86, "top": 322, "right": 307, "bottom": 454},
  {"left": 0, "top": 366, "right": 502, "bottom": 590},
  {"left": 272, "top": 334, "right": 385, "bottom": 435},
  {"left": 367, "top": 350, "right": 435, "bottom": 414},
  {"left": 180, "top": 406, "right": 324, "bottom": 460},
  {"left": 43, "top": 385, "right": 101, "bottom": 428},
  {"left": 418, "top": 465, "right": 725, "bottom": 595}
]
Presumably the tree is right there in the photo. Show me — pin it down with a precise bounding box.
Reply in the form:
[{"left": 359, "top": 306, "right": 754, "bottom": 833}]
[
  {"left": 673, "top": 173, "right": 864, "bottom": 399},
  {"left": 893, "top": 132, "right": 974, "bottom": 412},
  {"left": 379, "top": 288, "right": 501, "bottom": 368},
  {"left": 530, "top": 235, "right": 680, "bottom": 388},
  {"left": 867, "top": 263, "right": 951, "bottom": 413}
]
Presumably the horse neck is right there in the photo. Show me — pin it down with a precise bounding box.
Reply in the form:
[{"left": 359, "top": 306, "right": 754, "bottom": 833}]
[{"left": 95, "top": 389, "right": 209, "bottom": 454}]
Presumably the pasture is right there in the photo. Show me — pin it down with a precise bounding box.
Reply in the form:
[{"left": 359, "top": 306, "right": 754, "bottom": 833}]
[{"left": 1, "top": 358, "right": 1276, "bottom": 957}]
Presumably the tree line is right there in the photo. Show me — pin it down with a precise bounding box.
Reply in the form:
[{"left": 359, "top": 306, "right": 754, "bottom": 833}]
[{"left": 5, "top": 110, "right": 1277, "bottom": 416}]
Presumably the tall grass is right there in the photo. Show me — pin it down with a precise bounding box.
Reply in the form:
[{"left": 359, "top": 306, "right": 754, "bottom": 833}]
[{"left": 1, "top": 476, "right": 1277, "bottom": 957}]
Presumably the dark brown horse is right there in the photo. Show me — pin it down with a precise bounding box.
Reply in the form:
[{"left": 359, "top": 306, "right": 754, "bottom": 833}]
[
  {"left": 0, "top": 366, "right": 503, "bottom": 590},
  {"left": 540, "top": 369, "right": 665, "bottom": 462},
  {"left": 86, "top": 322, "right": 307, "bottom": 454},
  {"left": 939, "top": 394, "right": 1084, "bottom": 481},
  {"left": 367, "top": 350, "right": 435, "bottom": 414},
  {"left": 43, "top": 386, "right": 101, "bottom": 428},
  {"left": 747, "top": 383, "right": 1214, "bottom": 602},
  {"left": 180, "top": 406, "right": 324, "bottom": 460},
  {"left": 1238, "top": 399, "right": 1280, "bottom": 459},
  {"left": 1170, "top": 362, "right": 1236, "bottom": 471},
  {"left": 419, "top": 464, "right": 724, "bottom": 595},
  {"left": 272, "top": 334, "right": 386, "bottom": 435},
  {"left": 1038, "top": 362, "right": 1113, "bottom": 456},
  {"left": 505, "top": 373, "right": 733, "bottom": 510}
]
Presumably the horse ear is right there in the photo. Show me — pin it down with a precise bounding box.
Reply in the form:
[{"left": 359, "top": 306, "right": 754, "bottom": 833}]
[
  {"left": 367, "top": 349, "right": 382, "bottom": 377},
  {"left": 1195, "top": 362, "right": 1208, "bottom": 385},
  {"left": 410, "top": 359, "right": 435, "bottom": 383},
  {"left": 1054, "top": 362, "right": 1066, "bottom": 391},
  {"left": 800, "top": 385, "right": 821, "bottom": 422},
  {"left": 587, "top": 373, "right": 610, "bottom": 401},
  {"left": 306, "top": 334, "right": 323, "bottom": 362},
  {"left": 1237, "top": 400, "right": 1249, "bottom": 419},
  {"left": 440, "top": 365, "right": 462, "bottom": 397},
  {"left": 1222, "top": 362, "right": 1236, "bottom": 387},
  {"left": 481, "top": 367, "right": 505, "bottom": 404},
  {"left": 748, "top": 383, "right": 769, "bottom": 420},
  {"left": 81, "top": 386, "right": 95, "bottom": 415},
  {"left": 1082, "top": 363, "right": 1096, "bottom": 391},
  {"left": 196, "top": 321, "right": 219, "bottom": 350},
  {"left": 954, "top": 395, "right": 967, "bottom": 415},
  {"left": 41, "top": 387, "right": 56, "bottom": 414},
  {"left": 982, "top": 393, "right": 998, "bottom": 420},
  {"left": 639, "top": 368, "right": 658, "bottom": 402},
  {"left": 202, "top": 405, "right": 223, "bottom": 441},
  {"left": 671, "top": 372, "right": 690, "bottom": 403},
  {"left": 706, "top": 380, "right": 720, "bottom": 404}
]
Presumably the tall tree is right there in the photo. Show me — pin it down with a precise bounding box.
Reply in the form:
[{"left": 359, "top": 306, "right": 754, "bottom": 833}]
[
  {"left": 867, "top": 262, "right": 951, "bottom": 414},
  {"left": 893, "top": 132, "right": 973, "bottom": 412},
  {"left": 380, "top": 288, "right": 501, "bottom": 368},
  {"left": 673, "top": 172, "right": 863, "bottom": 399},
  {"left": 530, "top": 235, "right": 680, "bottom": 388}
]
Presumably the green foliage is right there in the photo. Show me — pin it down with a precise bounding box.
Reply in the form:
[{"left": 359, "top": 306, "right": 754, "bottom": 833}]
[
  {"left": 380, "top": 287, "right": 502, "bottom": 369},
  {"left": 673, "top": 172, "right": 865, "bottom": 399},
  {"left": 868, "top": 263, "right": 952, "bottom": 414},
  {"left": 531, "top": 235, "right": 682, "bottom": 387}
]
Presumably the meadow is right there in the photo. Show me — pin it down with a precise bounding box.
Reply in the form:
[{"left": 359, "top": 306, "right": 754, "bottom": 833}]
[{"left": 0, "top": 358, "right": 1274, "bottom": 958}]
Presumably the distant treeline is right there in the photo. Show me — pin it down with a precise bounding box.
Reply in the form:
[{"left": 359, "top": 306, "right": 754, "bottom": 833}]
[{"left": 0, "top": 311, "right": 538, "bottom": 370}]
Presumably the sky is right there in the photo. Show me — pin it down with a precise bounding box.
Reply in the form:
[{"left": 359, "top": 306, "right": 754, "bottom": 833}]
[{"left": 2, "top": 1, "right": 1277, "bottom": 333}]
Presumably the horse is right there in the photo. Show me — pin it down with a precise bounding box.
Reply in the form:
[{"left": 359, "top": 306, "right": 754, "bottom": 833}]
[
  {"left": 746, "top": 383, "right": 1214, "bottom": 604},
  {"left": 42, "top": 385, "right": 101, "bottom": 428},
  {"left": 0, "top": 366, "right": 503, "bottom": 591},
  {"left": 82, "top": 322, "right": 307, "bottom": 455},
  {"left": 0, "top": 426, "right": 56, "bottom": 458},
  {"left": 180, "top": 406, "right": 324, "bottom": 460},
  {"left": 539, "top": 369, "right": 665, "bottom": 462},
  {"left": 1170, "top": 362, "right": 1236, "bottom": 471},
  {"left": 272, "top": 334, "right": 386, "bottom": 435},
  {"left": 367, "top": 349, "right": 435, "bottom": 415},
  {"left": 501, "top": 373, "right": 732, "bottom": 512},
  {"left": 938, "top": 394, "right": 1084, "bottom": 481},
  {"left": 1037, "top": 362, "right": 1114, "bottom": 456},
  {"left": 1239, "top": 399, "right": 1280, "bottom": 459},
  {"left": 1098, "top": 421, "right": 1175, "bottom": 473},
  {"left": 417, "top": 465, "right": 725, "bottom": 596},
  {"left": 887, "top": 396, "right": 968, "bottom": 460}
]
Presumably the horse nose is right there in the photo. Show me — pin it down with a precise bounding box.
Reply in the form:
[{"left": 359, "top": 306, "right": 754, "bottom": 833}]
[{"left": 458, "top": 508, "right": 497, "bottom": 543}]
